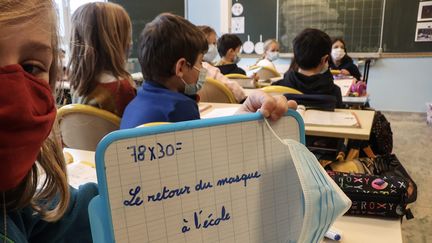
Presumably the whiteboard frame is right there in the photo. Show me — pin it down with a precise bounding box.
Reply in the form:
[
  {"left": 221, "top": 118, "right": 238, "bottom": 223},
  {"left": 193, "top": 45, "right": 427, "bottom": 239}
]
[{"left": 89, "top": 111, "right": 305, "bottom": 243}]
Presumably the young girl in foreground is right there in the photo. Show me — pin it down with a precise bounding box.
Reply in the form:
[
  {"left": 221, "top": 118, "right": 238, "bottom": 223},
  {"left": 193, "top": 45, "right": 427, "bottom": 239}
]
[
  {"left": 0, "top": 1, "right": 97, "bottom": 242},
  {"left": 68, "top": 2, "right": 136, "bottom": 116}
]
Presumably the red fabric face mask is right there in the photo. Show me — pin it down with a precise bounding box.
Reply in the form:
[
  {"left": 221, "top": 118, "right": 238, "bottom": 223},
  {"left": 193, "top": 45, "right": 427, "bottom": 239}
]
[{"left": 0, "top": 64, "right": 56, "bottom": 191}]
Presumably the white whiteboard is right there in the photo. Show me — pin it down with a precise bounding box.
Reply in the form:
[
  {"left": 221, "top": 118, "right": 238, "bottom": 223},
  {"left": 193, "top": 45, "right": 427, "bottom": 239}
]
[{"left": 90, "top": 112, "right": 306, "bottom": 242}]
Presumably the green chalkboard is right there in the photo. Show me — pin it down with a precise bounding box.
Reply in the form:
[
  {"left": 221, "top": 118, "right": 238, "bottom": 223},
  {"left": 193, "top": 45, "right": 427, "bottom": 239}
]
[
  {"left": 277, "top": 0, "right": 384, "bottom": 53},
  {"left": 236, "top": 0, "right": 432, "bottom": 54},
  {"left": 110, "top": 0, "right": 184, "bottom": 58},
  {"left": 383, "top": 0, "right": 432, "bottom": 53}
]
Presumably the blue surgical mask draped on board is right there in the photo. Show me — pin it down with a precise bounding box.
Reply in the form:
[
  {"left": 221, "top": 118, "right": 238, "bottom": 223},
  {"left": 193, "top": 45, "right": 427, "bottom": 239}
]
[
  {"left": 182, "top": 65, "right": 208, "bottom": 95},
  {"left": 203, "top": 44, "right": 218, "bottom": 63},
  {"left": 267, "top": 51, "right": 279, "bottom": 61},
  {"left": 233, "top": 54, "right": 241, "bottom": 64},
  {"left": 331, "top": 48, "right": 346, "bottom": 61},
  {"left": 264, "top": 119, "right": 351, "bottom": 243}
]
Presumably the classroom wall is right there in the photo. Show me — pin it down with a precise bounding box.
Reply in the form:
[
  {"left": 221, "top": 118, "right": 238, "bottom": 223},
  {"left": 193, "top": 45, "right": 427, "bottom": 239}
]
[
  {"left": 187, "top": 0, "right": 230, "bottom": 35},
  {"left": 237, "top": 57, "right": 432, "bottom": 113},
  {"left": 187, "top": 0, "right": 220, "bottom": 33},
  {"left": 367, "top": 57, "right": 432, "bottom": 113}
]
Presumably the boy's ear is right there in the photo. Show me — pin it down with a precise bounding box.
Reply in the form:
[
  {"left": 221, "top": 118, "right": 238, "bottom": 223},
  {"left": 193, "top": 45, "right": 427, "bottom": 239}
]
[
  {"left": 174, "top": 58, "right": 187, "bottom": 77},
  {"left": 321, "top": 54, "right": 329, "bottom": 64},
  {"left": 227, "top": 48, "right": 235, "bottom": 56}
]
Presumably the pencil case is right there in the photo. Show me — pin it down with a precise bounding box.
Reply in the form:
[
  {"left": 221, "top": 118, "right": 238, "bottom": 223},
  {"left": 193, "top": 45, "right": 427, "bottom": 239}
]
[{"left": 326, "top": 170, "right": 413, "bottom": 219}]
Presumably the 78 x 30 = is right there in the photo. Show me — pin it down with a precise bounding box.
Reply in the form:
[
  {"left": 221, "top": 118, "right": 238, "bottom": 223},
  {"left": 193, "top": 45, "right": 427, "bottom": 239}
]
[{"left": 127, "top": 142, "right": 182, "bottom": 162}]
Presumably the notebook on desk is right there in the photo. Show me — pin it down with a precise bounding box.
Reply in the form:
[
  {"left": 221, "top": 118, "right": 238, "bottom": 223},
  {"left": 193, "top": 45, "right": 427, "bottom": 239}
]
[{"left": 297, "top": 106, "right": 360, "bottom": 128}]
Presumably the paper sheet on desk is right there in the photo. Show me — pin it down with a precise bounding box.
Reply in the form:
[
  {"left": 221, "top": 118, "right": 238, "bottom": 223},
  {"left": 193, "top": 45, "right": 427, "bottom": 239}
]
[
  {"left": 297, "top": 106, "right": 360, "bottom": 128},
  {"left": 334, "top": 78, "right": 354, "bottom": 96},
  {"left": 246, "top": 66, "right": 262, "bottom": 77},
  {"left": 201, "top": 107, "right": 239, "bottom": 119},
  {"left": 67, "top": 162, "right": 97, "bottom": 188}
]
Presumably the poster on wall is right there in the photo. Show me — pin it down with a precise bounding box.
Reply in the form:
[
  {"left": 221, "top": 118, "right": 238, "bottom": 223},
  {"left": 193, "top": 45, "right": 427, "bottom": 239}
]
[
  {"left": 415, "top": 22, "right": 432, "bottom": 42},
  {"left": 418, "top": 1, "right": 432, "bottom": 21}
]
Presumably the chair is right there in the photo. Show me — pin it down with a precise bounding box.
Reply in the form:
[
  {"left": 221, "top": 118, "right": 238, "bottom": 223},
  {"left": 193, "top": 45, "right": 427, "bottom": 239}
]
[
  {"left": 261, "top": 85, "right": 303, "bottom": 95},
  {"left": 198, "top": 78, "right": 237, "bottom": 103},
  {"left": 363, "top": 59, "right": 371, "bottom": 84},
  {"left": 284, "top": 94, "right": 337, "bottom": 111},
  {"left": 136, "top": 122, "right": 171, "bottom": 128},
  {"left": 57, "top": 104, "right": 120, "bottom": 151},
  {"left": 224, "top": 73, "right": 255, "bottom": 89},
  {"left": 330, "top": 69, "right": 341, "bottom": 75},
  {"left": 224, "top": 73, "right": 249, "bottom": 79},
  {"left": 249, "top": 65, "right": 281, "bottom": 80}
]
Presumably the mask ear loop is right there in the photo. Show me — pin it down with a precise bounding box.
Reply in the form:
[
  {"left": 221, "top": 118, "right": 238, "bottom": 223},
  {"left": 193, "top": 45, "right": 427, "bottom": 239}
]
[
  {"left": 264, "top": 117, "right": 317, "bottom": 242},
  {"left": 263, "top": 118, "right": 295, "bottom": 146}
]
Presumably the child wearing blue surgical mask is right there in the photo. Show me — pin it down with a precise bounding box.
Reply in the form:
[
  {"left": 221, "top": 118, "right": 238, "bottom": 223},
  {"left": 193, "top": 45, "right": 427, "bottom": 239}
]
[
  {"left": 256, "top": 39, "right": 280, "bottom": 70},
  {"left": 121, "top": 13, "right": 297, "bottom": 129},
  {"left": 198, "top": 25, "right": 219, "bottom": 64},
  {"left": 198, "top": 25, "right": 246, "bottom": 103},
  {"left": 214, "top": 34, "right": 247, "bottom": 75}
]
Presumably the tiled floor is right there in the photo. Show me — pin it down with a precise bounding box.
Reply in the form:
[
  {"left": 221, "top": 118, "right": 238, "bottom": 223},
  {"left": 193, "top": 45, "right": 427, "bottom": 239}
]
[{"left": 383, "top": 112, "right": 432, "bottom": 243}]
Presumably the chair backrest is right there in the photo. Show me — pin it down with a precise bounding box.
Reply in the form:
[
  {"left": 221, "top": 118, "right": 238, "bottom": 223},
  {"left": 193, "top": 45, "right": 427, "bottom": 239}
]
[
  {"left": 136, "top": 122, "right": 171, "bottom": 128},
  {"left": 284, "top": 93, "right": 337, "bottom": 111},
  {"left": 249, "top": 65, "right": 281, "bottom": 80},
  {"left": 261, "top": 85, "right": 303, "bottom": 96},
  {"left": 363, "top": 59, "right": 371, "bottom": 84},
  {"left": 198, "top": 77, "right": 237, "bottom": 103},
  {"left": 224, "top": 73, "right": 249, "bottom": 79},
  {"left": 57, "top": 104, "right": 120, "bottom": 151}
]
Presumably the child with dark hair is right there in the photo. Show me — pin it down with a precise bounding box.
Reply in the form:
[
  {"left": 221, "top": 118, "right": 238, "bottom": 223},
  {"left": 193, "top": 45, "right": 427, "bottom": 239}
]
[
  {"left": 120, "top": 13, "right": 296, "bottom": 129},
  {"left": 215, "top": 34, "right": 246, "bottom": 75},
  {"left": 197, "top": 25, "right": 247, "bottom": 103},
  {"left": 329, "top": 38, "right": 362, "bottom": 80},
  {"left": 273, "top": 28, "right": 343, "bottom": 108}
]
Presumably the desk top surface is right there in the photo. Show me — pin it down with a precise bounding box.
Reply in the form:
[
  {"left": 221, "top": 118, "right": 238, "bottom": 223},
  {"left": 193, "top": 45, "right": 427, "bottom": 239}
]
[
  {"left": 199, "top": 102, "right": 375, "bottom": 140},
  {"left": 323, "top": 216, "right": 402, "bottom": 243},
  {"left": 243, "top": 88, "right": 370, "bottom": 105}
]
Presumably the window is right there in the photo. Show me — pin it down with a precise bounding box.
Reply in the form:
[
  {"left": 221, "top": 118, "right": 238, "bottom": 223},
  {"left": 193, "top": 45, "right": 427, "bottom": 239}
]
[
  {"left": 54, "top": 0, "right": 106, "bottom": 51},
  {"left": 70, "top": 0, "right": 106, "bottom": 14}
]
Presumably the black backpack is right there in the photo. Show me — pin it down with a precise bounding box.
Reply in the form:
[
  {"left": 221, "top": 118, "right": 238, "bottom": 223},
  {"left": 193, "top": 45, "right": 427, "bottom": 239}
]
[
  {"left": 369, "top": 111, "right": 393, "bottom": 155},
  {"left": 348, "top": 111, "right": 393, "bottom": 157}
]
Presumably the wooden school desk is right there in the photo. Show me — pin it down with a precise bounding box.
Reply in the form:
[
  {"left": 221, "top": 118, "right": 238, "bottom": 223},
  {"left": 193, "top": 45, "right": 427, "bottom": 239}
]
[
  {"left": 199, "top": 102, "right": 375, "bottom": 140},
  {"left": 243, "top": 88, "right": 370, "bottom": 108},
  {"left": 64, "top": 148, "right": 402, "bottom": 243},
  {"left": 323, "top": 216, "right": 402, "bottom": 243}
]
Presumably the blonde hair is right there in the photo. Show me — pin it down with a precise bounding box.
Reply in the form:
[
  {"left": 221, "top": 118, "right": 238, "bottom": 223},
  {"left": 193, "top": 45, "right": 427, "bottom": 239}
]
[
  {"left": 256, "top": 39, "right": 279, "bottom": 63},
  {"left": 68, "top": 2, "right": 132, "bottom": 97},
  {"left": 0, "top": 0, "right": 70, "bottom": 222},
  {"left": 263, "top": 39, "right": 278, "bottom": 53}
]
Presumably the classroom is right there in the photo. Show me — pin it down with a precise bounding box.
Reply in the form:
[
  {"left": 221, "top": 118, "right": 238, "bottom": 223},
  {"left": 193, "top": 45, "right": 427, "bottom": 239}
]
[{"left": 1, "top": 0, "right": 431, "bottom": 242}]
